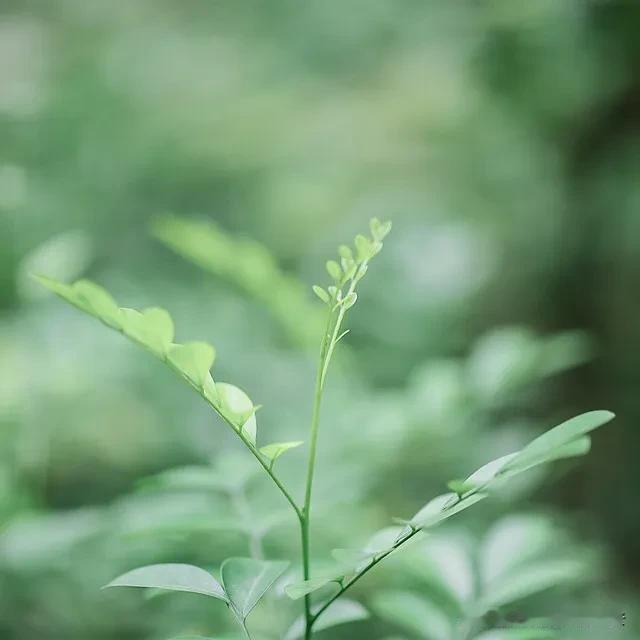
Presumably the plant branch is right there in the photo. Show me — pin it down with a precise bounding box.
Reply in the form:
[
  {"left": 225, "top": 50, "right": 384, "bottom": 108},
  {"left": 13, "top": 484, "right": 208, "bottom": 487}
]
[
  {"left": 164, "top": 357, "right": 303, "bottom": 519},
  {"left": 300, "top": 273, "right": 364, "bottom": 638},
  {"left": 310, "top": 527, "right": 420, "bottom": 625},
  {"left": 310, "top": 486, "right": 487, "bottom": 628}
]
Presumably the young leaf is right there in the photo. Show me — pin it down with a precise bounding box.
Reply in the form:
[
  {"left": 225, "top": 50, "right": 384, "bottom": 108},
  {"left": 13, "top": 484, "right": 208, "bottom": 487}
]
[
  {"left": 73, "top": 279, "right": 122, "bottom": 328},
  {"left": 342, "top": 292, "right": 358, "bottom": 310},
  {"left": 312, "top": 285, "right": 330, "bottom": 304},
  {"left": 104, "top": 564, "right": 228, "bottom": 601},
  {"left": 354, "top": 234, "right": 371, "bottom": 261},
  {"left": 285, "top": 599, "right": 369, "bottom": 640},
  {"left": 220, "top": 557, "right": 289, "bottom": 621},
  {"left": 120, "top": 307, "right": 174, "bottom": 356},
  {"left": 447, "top": 479, "right": 475, "bottom": 497},
  {"left": 326, "top": 260, "right": 343, "bottom": 282},
  {"left": 259, "top": 441, "right": 303, "bottom": 467},
  {"left": 216, "top": 383, "right": 258, "bottom": 444},
  {"left": 168, "top": 342, "right": 216, "bottom": 387}
]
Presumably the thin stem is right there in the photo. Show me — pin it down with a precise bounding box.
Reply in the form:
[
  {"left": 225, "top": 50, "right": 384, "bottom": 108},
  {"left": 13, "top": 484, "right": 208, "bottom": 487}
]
[
  {"left": 163, "top": 356, "right": 303, "bottom": 519},
  {"left": 311, "top": 527, "right": 420, "bottom": 625},
  {"left": 301, "top": 273, "right": 362, "bottom": 639},
  {"left": 310, "top": 488, "right": 486, "bottom": 628},
  {"left": 301, "top": 307, "right": 335, "bottom": 638}
]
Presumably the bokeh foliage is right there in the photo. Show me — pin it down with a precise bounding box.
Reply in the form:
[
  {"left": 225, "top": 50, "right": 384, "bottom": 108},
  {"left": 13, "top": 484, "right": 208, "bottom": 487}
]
[{"left": 1, "top": 0, "right": 639, "bottom": 638}]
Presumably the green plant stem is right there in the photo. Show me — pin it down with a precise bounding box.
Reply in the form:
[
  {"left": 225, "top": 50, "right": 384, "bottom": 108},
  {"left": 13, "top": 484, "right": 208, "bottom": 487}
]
[
  {"left": 301, "top": 275, "right": 361, "bottom": 639},
  {"left": 300, "top": 307, "right": 335, "bottom": 638},
  {"left": 310, "top": 488, "right": 485, "bottom": 629},
  {"left": 310, "top": 527, "right": 421, "bottom": 626}
]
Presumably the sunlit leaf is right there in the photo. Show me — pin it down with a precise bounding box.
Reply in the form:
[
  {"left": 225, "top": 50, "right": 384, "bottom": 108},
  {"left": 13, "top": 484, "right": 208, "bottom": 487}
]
[
  {"left": 73, "top": 280, "right": 122, "bottom": 328},
  {"left": 120, "top": 307, "right": 174, "bottom": 356},
  {"left": 168, "top": 342, "right": 216, "bottom": 387},
  {"left": 285, "top": 599, "right": 368, "bottom": 640},
  {"left": 216, "top": 383, "right": 257, "bottom": 443},
  {"left": 104, "top": 564, "right": 228, "bottom": 601},
  {"left": 220, "top": 557, "right": 289, "bottom": 620}
]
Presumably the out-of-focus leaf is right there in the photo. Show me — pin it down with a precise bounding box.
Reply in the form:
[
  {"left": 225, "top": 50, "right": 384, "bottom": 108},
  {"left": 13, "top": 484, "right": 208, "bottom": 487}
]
[
  {"left": 285, "top": 599, "right": 368, "bottom": 640},
  {"left": 137, "top": 466, "right": 228, "bottom": 493},
  {"left": 221, "top": 557, "right": 289, "bottom": 620},
  {"left": 478, "top": 559, "right": 587, "bottom": 611},
  {"left": 371, "top": 590, "right": 452, "bottom": 640},
  {"left": 474, "top": 630, "right": 556, "bottom": 640},
  {"left": 285, "top": 568, "right": 345, "bottom": 600},
  {"left": 104, "top": 564, "right": 228, "bottom": 601}
]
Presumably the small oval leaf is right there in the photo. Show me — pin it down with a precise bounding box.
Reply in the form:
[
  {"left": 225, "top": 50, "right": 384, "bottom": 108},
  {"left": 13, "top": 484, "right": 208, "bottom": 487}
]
[
  {"left": 168, "top": 342, "right": 216, "bottom": 387},
  {"left": 216, "top": 383, "right": 257, "bottom": 444}
]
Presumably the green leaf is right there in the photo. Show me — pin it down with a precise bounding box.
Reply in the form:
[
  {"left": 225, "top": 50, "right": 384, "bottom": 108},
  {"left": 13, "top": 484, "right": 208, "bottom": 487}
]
[
  {"left": 371, "top": 590, "right": 452, "bottom": 640},
  {"left": 326, "top": 260, "right": 342, "bottom": 281},
  {"left": 104, "top": 564, "right": 228, "bottom": 601},
  {"left": 216, "top": 383, "right": 257, "bottom": 444},
  {"left": 35, "top": 275, "right": 122, "bottom": 329},
  {"left": 504, "top": 410, "right": 614, "bottom": 473},
  {"left": 259, "top": 441, "right": 303, "bottom": 466},
  {"left": 220, "top": 557, "right": 289, "bottom": 621},
  {"left": 73, "top": 279, "right": 122, "bottom": 328},
  {"left": 474, "top": 630, "right": 557, "bottom": 640},
  {"left": 285, "top": 599, "right": 368, "bottom": 640},
  {"left": 285, "top": 568, "right": 345, "bottom": 600},
  {"left": 168, "top": 342, "right": 216, "bottom": 387},
  {"left": 342, "top": 292, "right": 357, "bottom": 310},
  {"left": 409, "top": 492, "right": 487, "bottom": 529},
  {"left": 121, "top": 307, "right": 174, "bottom": 356},
  {"left": 478, "top": 558, "right": 586, "bottom": 611},
  {"left": 465, "top": 453, "right": 519, "bottom": 490},
  {"left": 338, "top": 245, "right": 353, "bottom": 260},
  {"left": 354, "top": 234, "right": 371, "bottom": 261},
  {"left": 312, "top": 285, "right": 330, "bottom": 304}
]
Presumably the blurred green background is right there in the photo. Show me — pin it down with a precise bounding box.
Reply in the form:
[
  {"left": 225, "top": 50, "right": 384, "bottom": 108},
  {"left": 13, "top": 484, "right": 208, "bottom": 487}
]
[{"left": 1, "top": 1, "right": 639, "bottom": 639}]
